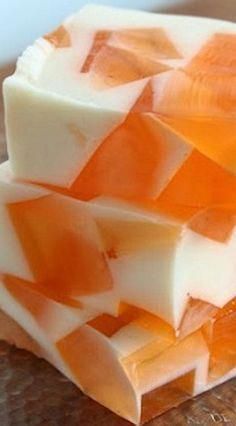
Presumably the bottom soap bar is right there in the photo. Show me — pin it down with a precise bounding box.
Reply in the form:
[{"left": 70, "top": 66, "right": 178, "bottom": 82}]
[{"left": 0, "top": 277, "right": 235, "bottom": 424}]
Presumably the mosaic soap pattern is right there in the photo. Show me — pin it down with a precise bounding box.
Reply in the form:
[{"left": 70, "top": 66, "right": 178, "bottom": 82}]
[{"left": 1, "top": 4, "right": 236, "bottom": 424}]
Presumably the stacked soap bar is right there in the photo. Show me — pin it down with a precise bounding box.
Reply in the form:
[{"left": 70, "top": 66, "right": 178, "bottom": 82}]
[{"left": 1, "top": 4, "right": 236, "bottom": 424}]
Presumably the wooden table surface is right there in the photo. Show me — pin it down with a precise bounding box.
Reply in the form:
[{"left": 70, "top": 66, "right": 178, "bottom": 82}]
[{"left": 0, "top": 66, "right": 235, "bottom": 426}]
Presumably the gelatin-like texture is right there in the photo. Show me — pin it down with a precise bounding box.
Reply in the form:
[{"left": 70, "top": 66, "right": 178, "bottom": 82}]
[
  {"left": 72, "top": 114, "right": 190, "bottom": 201},
  {"left": 186, "top": 33, "right": 236, "bottom": 113},
  {"left": 1, "top": 4, "right": 236, "bottom": 425},
  {"left": 1, "top": 162, "right": 236, "bottom": 327},
  {"left": 208, "top": 299, "right": 236, "bottom": 380},
  {"left": 4, "top": 5, "right": 236, "bottom": 196},
  {"left": 81, "top": 28, "right": 181, "bottom": 88},
  {"left": 44, "top": 25, "right": 71, "bottom": 48},
  {"left": 154, "top": 41, "right": 236, "bottom": 173},
  {"left": 0, "top": 273, "right": 235, "bottom": 424},
  {"left": 89, "top": 44, "right": 170, "bottom": 88},
  {"left": 7, "top": 194, "right": 112, "bottom": 304},
  {"left": 154, "top": 151, "right": 236, "bottom": 213},
  {"left": 188, "top": 205, "right": 236, "bottom": 243}
]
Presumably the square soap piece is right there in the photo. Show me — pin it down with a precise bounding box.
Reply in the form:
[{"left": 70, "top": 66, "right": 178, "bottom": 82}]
[{"left": 4, "top": 5, "right": 236, "bottom": 202}]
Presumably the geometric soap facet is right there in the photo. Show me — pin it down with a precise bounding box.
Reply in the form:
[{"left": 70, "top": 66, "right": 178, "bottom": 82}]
[{"left": 1, "top": 5, "right": 236, "bottom": 424}]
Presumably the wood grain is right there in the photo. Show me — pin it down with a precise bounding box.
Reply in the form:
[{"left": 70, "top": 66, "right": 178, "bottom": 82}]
[
  {"left": 0, "top": 339, "right": 235, "bottom": 426},
  {"left": 0, "top": 66, "right": 235, "bottom": 425}
]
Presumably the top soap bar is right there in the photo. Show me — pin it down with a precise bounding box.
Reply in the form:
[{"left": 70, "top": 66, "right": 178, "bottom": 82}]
[{"left": 3, "top": 5, "right": 236, "bottom": 207}]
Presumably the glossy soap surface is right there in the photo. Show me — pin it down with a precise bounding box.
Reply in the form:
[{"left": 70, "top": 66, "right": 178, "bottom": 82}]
[{"left": 1, "top": 4, "right": 236, "bottom": 425}]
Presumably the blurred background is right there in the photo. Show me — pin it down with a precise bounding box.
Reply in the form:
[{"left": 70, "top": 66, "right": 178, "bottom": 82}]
[{"left": 0, "top": 0, "right": 236, "bottom": 66}]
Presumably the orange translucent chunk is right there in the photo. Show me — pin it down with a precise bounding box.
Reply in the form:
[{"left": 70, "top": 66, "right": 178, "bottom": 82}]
[
  {"left": 209, "top": 299, "right": 236, "bottom": 379},
  {"left": 141, "top": 371, "right": 194, "bottom": 423},
  {"left": 131, "top": 80, "right": 154, "bottom": 113},
  {"left": 81, "top": 31, "right": 111, "bottom": 73},
  {"left": 112, "top": 28, "right": 182, "bottom": 60},
  {"left": 186, "top": 33, "right": 236, "bottom": 118},
  {"left": 187, "top": 33, "right": 236, "bottom": 77},
  {"left": 160, "top": 116, "right": 236, "bottom": 175},
  {"left": 155, "top": 150, "right": 236, "bottom": 210},
  {"left": 96, "top": 215, "right": 179, "bottom": 260},
  {"left": 88, "top": 305, "right": 142, "bottom": 337},
  {"left": 178, "top": 298, "right": 218, "bottom": 339},
  {"left": 154, "top": 68, "right": 223, "bottom": 119},
  {"left": 5, "top": 276, "right": 51, "bottom": 324},
  {"left": 81, "top": 28, "right": 180, "bottom": 87},
  {"left": 214, "top": 298, "right": 236, "bottom": 320},
  {"left": 186, "top": 33, "right": 236, "bottom": 113},
  {"left": 157, "top": 34, "right": 236, "bottom": 116},
  {"left": 44, "top": 25, "right": 71, "bottom": 48},
  {"left": 141, "top": 198, "right": 199, "bottom": 222},
  {"left": 154, "top": 34, "right": 236, "bottom": 173},
  {"left": 72, "top": 113, "right": 189, "bottom": 201},
  {"left": 90, "top": 44, "right": 169, "bottom": 88},
  {"left": 189, "top": 205, "right": 236, "bottom": 242},
  {"left": 7, "top": 195, "right": 112, "bottom": 303},
  {"left": 149, "top": 149, "right": 236, "bottom": 227},
  {"left": 57, "top": 326, "right": 138, "bottom": 422},
  {"left": 3, "top": 274, "right": 82, "bottom": 309}
]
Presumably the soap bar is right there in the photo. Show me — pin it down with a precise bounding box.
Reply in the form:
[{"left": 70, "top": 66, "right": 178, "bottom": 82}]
[
  {"left": 0, "top": 161, "right": 235, "bottom": 424},
  {"left": 1, "top": 4, "right": 236, "bottom": 424},
  {"left": 0, "top": 162, "right": 235, "bottom": 329},
  {"left": 0, "top": 276, "right": 235, "bottom": 424},
  {"left": 3, "top": 5, "right": 236, "bottom": 208}
]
